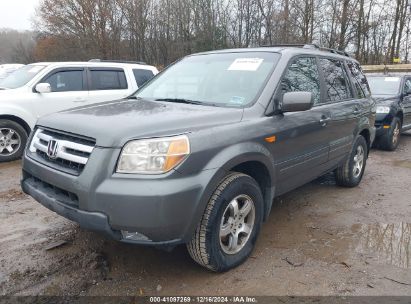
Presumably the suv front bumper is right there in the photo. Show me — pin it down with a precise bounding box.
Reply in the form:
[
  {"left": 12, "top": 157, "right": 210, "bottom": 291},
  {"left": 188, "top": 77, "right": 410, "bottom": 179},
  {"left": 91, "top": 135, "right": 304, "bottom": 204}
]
[{"left": 21, "top": 148, "right": 220, "bottom": 246}]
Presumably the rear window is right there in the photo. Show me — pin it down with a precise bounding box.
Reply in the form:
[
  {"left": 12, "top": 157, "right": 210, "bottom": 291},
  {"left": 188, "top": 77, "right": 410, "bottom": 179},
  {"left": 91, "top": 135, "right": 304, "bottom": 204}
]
[
  {"left": 319, "top": 58, "right": 352, "bottom": 102},
  {"left": 90, "top": 70, "right": 127, "bottom": 90},
  {"left": 133, "top": 69, "right": 155, "bottom": 87},
  {"left": 347, "top": 61, "right": 371, "bottom": 97}
]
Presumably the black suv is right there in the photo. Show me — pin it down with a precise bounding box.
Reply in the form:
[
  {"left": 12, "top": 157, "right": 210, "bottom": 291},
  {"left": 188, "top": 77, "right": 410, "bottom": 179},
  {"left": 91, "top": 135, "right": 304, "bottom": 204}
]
[
  {"left": 21, "top": 45, "right": 376, "bottom": 271},
  {"left": 367, "top": 75, "right": 411, "bottom": 150}
]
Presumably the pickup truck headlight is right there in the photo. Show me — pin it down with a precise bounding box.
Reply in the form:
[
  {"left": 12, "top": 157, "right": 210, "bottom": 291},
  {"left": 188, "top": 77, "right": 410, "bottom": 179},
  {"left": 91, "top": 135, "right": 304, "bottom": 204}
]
[
  {"left": 376, "top": 106, "right": 391, "bottom": 114},
  {"left": 116, "top": 135, "right": 190, "bottom": 174}
]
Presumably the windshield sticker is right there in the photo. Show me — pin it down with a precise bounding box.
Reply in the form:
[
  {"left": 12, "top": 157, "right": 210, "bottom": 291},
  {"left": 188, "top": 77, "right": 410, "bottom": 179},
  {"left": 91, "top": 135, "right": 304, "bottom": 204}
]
[
  {"left": 229, "top": 96, "right": 245, "bottom": 104},
  {"left": 28, "top": 66, "right": 43, "bottom": 73},
  {"left": 385, "top": 77, "right": 400, "bottom": 82},
  {"left": 228, "top": 58, "right": 264, "bottom": 71}
]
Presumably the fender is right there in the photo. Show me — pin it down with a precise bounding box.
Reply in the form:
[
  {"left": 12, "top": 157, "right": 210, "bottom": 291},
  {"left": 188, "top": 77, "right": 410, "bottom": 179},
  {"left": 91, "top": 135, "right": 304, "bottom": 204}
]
[
  {"left": 0, "top": 104, "right": 36, "bottom": 132},
  {"left": 182, "top": 141, "right": 276, "bottom": 241}
]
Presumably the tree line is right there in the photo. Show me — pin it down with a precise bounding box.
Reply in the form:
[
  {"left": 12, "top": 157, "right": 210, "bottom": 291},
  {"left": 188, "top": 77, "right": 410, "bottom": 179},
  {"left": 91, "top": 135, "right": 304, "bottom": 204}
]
[{"left": 2, "top": 0, "right": 411, "bottom": 66}]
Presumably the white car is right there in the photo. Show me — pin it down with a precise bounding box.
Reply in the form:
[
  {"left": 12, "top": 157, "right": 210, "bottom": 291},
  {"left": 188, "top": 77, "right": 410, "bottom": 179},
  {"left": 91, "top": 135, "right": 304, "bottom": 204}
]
[
  {"left": 0, "top": 61, "right": 158, "bottom": 162},
  {"left": 0, "top": 64, "right": 25, "bottom": 82}
]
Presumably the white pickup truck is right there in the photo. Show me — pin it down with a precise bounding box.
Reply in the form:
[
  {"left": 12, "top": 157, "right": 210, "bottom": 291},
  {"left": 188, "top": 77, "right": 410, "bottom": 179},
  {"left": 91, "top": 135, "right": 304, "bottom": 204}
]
[{"left": 0, "top": 61, "right": 158, "bottom": 161}]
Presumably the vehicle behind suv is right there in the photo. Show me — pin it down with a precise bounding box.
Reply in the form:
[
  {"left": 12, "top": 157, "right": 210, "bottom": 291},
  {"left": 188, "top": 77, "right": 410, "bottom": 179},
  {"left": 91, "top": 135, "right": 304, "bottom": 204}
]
[
  {"left": 0, "top": 61, "right": 158, "bottom": 162},
  {"left": 367, "top": 74, "right": 411, "bottom": 150},
  {"left": 0, "top": 64, "right": 25, "bottom": 82},
  {"left": 21, "top": 45, "right": 375, "bottom": 271}
]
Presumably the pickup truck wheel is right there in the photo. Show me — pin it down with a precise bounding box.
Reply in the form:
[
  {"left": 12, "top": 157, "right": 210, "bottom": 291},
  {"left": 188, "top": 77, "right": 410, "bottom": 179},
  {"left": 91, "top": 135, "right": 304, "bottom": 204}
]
[
  {"left": 0, "top": 120, "right": 28, "bottom": 162},
  {"left": 187, "top": 172, "right": 263, "bottom": 272},
  {"left": 335, "top": 135, "right": 367, "bottom": 187},
  {"left": 378, "top": 117, "right": 401, "bottom": 151}
]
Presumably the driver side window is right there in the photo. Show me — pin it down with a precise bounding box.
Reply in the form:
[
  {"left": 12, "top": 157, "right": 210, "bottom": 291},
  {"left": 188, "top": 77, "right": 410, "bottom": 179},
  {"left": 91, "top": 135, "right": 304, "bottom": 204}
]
[
  {"left": 280, "top": 57, "right": 321, "bottom": 105},
  {"left": 43, "top": 70, "right": 84, "bottom": 92}
]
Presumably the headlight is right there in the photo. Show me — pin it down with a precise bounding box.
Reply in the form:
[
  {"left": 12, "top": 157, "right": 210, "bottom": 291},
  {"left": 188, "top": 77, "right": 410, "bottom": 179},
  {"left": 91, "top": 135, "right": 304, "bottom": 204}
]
[
  {"left": 376, "top": 106, "right": 390, "bottom": 114},
  {"left": 116, "top": 135, "right": 190, "bottom": 174}
]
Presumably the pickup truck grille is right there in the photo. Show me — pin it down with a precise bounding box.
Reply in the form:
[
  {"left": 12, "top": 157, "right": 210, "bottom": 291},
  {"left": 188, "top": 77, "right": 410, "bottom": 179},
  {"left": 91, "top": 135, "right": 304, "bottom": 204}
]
[{"left": 28, "top": 128, "right": 95, "bottom": 175}]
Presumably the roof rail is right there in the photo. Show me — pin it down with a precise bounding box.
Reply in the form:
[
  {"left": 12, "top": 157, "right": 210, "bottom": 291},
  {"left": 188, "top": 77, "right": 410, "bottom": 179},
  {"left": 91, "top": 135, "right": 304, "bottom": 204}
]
[
  {"left": 259, "top": 44, "right": 351, "bottom": 57},
  {"left": 88, "top": 59, "right": 147, "bottom": 65},
  {"left": 260, "top": 44, "right": 308, "bottom": 48}
]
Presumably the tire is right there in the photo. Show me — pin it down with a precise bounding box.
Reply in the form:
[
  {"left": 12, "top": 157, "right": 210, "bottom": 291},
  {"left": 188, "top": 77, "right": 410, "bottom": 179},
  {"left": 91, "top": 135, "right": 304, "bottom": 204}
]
[
  {"left": 378, "top": 117, "right": 402, "bottom": 151},
  {"left": 187, "top": 172, "right": 264, "bottom": 272},
  {"left": 335, "top": 135, "right": 368, "bottom": 187},
  {"left": 0, "top": 119, "right": 28, "bottom": 162}
]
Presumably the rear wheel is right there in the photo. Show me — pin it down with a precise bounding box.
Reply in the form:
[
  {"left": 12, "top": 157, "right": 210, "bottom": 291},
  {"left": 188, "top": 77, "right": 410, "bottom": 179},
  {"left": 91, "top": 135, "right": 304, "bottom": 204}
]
[
  {"left": 187, "top": 172, "right": 263, "bottom": 272},
  {"left": 335, "top": 135, "right": 368, "bottom": 187},
  {"left": 0, "top": 119, "right": 28, "bottom": 162},
  {"left": 378, "top": 117, "right": 401, "bottom": 151}
]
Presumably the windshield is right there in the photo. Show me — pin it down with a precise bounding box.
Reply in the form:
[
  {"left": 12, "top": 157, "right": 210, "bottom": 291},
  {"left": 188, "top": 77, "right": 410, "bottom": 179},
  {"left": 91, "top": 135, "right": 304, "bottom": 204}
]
[
  {"left": 136, "top": 52, "right": 280, "bottom": 107},
  {"left": 0, "top": 65, "right": 46, "bottom": 89},
  {"left": 367, "top": 76, "right": 401, "bottom": 95}
]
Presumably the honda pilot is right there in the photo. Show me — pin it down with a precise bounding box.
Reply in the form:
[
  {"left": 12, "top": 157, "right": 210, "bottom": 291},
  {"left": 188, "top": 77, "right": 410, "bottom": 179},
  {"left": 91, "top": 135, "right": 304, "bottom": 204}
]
[{"left": 21, "top": 45, "right": 376, "bottom": 271}]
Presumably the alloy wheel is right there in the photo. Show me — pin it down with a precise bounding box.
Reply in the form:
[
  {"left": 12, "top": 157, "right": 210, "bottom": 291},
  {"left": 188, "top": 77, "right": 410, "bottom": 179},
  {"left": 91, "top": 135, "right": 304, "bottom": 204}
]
[
  {"left": 352, "top": 145, "right": 364, "bottom": 179},
  {"left": 219, "top": 194, "right": 255, "bottom": 255},
  {"left": 0, "top": 128, "right": 21, "bottom": 156}
]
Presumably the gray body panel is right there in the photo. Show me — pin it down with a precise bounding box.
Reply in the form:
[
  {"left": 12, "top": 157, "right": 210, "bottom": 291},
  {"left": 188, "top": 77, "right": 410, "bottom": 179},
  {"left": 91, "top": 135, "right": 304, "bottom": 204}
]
[{"left": 22, "top": 47, "right": 376, "bottom": 245}]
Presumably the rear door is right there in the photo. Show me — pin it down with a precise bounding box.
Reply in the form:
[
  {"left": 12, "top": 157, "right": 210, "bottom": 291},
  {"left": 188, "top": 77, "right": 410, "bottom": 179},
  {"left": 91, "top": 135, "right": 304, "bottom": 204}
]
[
  {"left": 317, "top": 57, "right": 359, "bottom": 165},
  {"left": 31, "top": 67, "right": 89, "bottom": 118},
  {"left": 87, "top": 68, "right": 130, "bottom": 103},
  {"left": 271, "top": 56, "right": 331, "bottom": 195}
]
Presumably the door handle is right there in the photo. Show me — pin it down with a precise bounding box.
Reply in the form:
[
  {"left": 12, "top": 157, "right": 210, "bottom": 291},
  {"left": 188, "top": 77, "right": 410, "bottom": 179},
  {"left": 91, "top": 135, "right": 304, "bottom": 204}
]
[
  {"left": 319, "top": 116, "right": 331, "bottom": 126},
  {"left": 74, "top": 97, "right": 86, "bottom": 102}
]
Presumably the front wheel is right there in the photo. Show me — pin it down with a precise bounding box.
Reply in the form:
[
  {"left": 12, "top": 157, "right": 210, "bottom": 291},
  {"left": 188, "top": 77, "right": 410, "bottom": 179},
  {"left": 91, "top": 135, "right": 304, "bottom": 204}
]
[
  {"left": 0, "top": 119, "right": 28, "bottom": 162},
  {"left": 378, "top": 117, "right": 401, "bottom": 151},
  {"left": 335, "top": 135, "right": 368, "bottom": 187},
  {"left": 187, "top": 172, "right": 264, "bottom": 272}
]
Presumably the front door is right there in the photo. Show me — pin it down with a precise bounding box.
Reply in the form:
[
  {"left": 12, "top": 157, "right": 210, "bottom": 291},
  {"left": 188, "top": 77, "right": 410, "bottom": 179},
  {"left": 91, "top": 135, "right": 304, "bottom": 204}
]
[
  {"left": 270, "top": 56, "right": 331, "bottom": 195},
  {"left": 31, "top": 68, "right": 89, "bottom": 119}
]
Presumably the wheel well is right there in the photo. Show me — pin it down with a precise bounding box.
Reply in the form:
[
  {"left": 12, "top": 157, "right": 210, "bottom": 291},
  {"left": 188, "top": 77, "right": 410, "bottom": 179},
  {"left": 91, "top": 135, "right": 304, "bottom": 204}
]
[
  {"left": 0, "top": 115, "right": 31, "bottom": 135},
  {"left": 230, "top": 161, "right": 272, "bottom": 219},
  {"left": 396, "top": 111, "right": 404, "bottom": 125},
  {"left": 359, "top": 129, "right": 371, "bottom": 153}
]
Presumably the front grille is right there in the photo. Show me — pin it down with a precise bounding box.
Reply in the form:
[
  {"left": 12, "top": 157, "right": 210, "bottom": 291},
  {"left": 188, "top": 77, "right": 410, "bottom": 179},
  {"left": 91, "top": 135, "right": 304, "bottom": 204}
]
[
  {"left": 28, "top": 128, "right": 95, "bottom": 175},
  {"left": 25, "top": 173, "right": 79, "bottom": 207}
]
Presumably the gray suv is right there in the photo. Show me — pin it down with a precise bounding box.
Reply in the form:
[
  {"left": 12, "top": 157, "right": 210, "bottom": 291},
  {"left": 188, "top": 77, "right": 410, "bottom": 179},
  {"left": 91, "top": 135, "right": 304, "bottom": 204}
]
[{"left": 21, "top": 45, "right": 376, "bottom": 272}]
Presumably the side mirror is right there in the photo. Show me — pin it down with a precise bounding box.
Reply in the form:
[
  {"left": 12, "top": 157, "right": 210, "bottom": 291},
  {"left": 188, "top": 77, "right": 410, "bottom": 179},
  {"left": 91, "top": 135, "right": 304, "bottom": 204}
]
[
  {"left": 35, "top": 83, "right": 51, "bottom": 93},
  {"left": 281, "top": 91, "right": 314, "bottom": 113}
]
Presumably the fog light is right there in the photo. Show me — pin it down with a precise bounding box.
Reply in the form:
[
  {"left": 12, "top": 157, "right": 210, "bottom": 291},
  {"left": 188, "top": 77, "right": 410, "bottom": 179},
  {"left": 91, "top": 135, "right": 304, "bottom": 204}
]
[{"left": 121, "top": 230, "right": 151, "bottom": 242}]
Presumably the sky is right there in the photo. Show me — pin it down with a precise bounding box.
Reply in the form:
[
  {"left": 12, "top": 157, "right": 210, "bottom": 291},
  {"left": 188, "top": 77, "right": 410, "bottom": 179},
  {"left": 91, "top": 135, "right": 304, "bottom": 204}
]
[{"left": 0, "top": 0, "right": 40, "bottom": 31}]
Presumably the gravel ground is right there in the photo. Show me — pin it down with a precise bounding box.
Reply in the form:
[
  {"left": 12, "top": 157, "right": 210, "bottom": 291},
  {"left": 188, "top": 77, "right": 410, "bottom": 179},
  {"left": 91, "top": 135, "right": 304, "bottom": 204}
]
[{"left": 1, "top": 133, "right": 410, "bottom": 296}]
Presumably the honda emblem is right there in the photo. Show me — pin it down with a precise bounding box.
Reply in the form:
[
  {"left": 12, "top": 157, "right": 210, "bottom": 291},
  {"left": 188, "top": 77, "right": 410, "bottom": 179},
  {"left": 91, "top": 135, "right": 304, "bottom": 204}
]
[{"left": 47, "top": 139, "right": 59, "bottom": 159}]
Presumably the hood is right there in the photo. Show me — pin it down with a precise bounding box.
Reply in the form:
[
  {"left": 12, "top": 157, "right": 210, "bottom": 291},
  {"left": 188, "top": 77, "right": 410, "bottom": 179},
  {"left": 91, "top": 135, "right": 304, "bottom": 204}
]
[
  {"left": 0, "top": 87, "right": 24, "bottom": 97},
  {"left": 37, "top": 98, "right": 244, "bottom": 147}
]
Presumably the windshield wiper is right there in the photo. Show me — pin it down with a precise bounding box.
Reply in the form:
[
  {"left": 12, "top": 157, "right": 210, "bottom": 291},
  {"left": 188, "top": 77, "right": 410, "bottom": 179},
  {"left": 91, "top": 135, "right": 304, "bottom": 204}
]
[{"left": 155, "top": 98, "right": 207, "bottom": 105}]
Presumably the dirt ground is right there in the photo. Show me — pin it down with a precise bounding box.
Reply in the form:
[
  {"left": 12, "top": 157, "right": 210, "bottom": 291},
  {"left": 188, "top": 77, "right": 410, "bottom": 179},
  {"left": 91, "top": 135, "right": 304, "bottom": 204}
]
[{"left": 1, "top": 134, "right": 411, "bottom": 297}]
